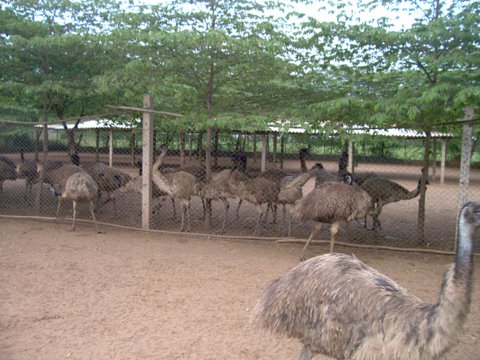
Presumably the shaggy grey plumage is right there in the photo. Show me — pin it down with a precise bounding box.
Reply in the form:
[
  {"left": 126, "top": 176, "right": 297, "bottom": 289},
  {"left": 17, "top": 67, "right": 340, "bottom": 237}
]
[
  {"left": 312, "top": 163, "right": 351, "bottom": 187},
  {"left": 253, "top": 201, "right": 480, "bottom": 360},
  {"left": 84, "top": 162, "right": 132, "bottom": 215},
  {"left": 121, "top": 175, "right": 175, "bottom": 217},
  {"left": 0, "top": 156, "right": 16, "bottom": 194},
  {"left": 197, "top": 169, "right": 237, "bottom": 233},
  {"left": 361, "top": 173, "right": 423, "bottom": 230},
  {"left": 291, "top": 182, "right": 374, "bottom": 257},
  {"left": 228, "top": 168, "right": 280, "bottom": 235},
  {"left": 278, "top": 167, "right": 318, "bottom": 236},
  {"left": 55, "top": 171, "right": 99, "bottom": 232},
  {"left": 353, "top": 172, "right": 379, "bottom": 186},
  {"left": 38, "top": 163, "right": 83, "bottom": 191},
  {"left": 17, "top": 159, "right": 63, "bottom": 200},
  {"left": 151, "top": 146, "right": 197, "bottom": 232}
]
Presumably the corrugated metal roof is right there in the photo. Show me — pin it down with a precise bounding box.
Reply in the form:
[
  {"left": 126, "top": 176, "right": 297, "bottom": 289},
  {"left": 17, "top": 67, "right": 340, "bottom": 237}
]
[
  {"left": 36, "top": 119, "right": 140, "bottom": 130},
  {"left": 268, "top": 123, "right": 454, "bottom": 138}
]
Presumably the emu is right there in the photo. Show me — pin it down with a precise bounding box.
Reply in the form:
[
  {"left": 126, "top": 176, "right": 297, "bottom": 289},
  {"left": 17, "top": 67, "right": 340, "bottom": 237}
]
[
  {"left": 53, "top": 171, "right": 99, "bottom": 232},
  {"left": 253, "top": 201, "right": 480, "bottom": 360},
  {"left": 291, "top": 182, "right": 375, "bottom": 258}
]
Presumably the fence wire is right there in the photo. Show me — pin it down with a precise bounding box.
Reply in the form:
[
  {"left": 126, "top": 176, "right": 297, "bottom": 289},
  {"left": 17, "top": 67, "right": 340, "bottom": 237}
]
[{"left": 1, "top": 122, "right": 479, "bottom": 254}]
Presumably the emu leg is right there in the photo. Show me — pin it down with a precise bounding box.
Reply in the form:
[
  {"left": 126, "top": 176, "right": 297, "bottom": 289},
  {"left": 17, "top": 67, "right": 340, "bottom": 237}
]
[
  {"left": 56, "top": 198, "right": 62, "bottom": 218},
  {"left": 299, "top": 344, "right": 312, "bottom": 360},
  {"left": 253, "top": 204, "right": 263, "bottom": 236},
  {"left": 185, "top": 200, "right": 191, "bottom": 232},
  {"left": 217, "top": 198, "right": 230, "bottom": 234},
  {"left": 329, "top": 221, "right": 340, "bottom": 253},
  {"left": 171, "top": 198, "right": 177, "bottom": 219},
  {"left": 272, "top": 203, "right": 278, "bottom": 224},
  {"left": 372, "top": 202, "right": 383, "bottom": 231},
  {"left": 286, "top": 205, "right": 293, "bottom": 237},
  {"left": 300, "top": 222, "right": 323, "bottom": 261},
  {"left": 89, "top": 200, "right": 100, "bottom": 233},
  {"left": 179, "top": 201, "right": 186, "bottom": 232},
  {"left": 200, "top": 198, "right": 206, "bottom": 221},
  {"left": 71, "top": 200, "right": 77, "bottom": 231},
  {"left": 236, "top": 199, "right": 243, "bottom": 217}
]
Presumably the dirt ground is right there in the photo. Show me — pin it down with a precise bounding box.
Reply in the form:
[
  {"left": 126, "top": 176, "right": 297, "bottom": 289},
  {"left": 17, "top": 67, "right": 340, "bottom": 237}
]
[{"left": 1, "top": 218, "right": 479, "bottom": 360}]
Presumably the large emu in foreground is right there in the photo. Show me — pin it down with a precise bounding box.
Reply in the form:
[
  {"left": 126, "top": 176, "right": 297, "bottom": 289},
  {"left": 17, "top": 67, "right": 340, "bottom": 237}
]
[
  {"left": 291, "top": 182, "right": 374, "bottom": 258},
  {"left": 253, "top": 201, "right": 480, "bottom": 360}
]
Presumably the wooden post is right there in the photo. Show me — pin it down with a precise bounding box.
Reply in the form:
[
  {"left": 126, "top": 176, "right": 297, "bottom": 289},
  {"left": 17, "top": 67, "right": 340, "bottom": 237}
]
[
  {"left": 213, "top": 129, "right": 219, "bottom": 167},
  {"left": 95, "top": 129, "right": 100, "bottom": 162},
  {"left": 417, "top": 130, "right": 431, "bottom": 245},
  {"left": 253, "top": 134, "right": 257, "bottom": 164},
  {"left": 440, "top": 140, "right": 447, "bottom": 185},
  {"left": 431, "top": 139, "right": 437, "bottom": 181},
  {"left": 141, "top": 95, "right": 154, "bottom": 230},
  {"left": 205, "top": 127, "right": 212, "bottom": 181},
  {"left": 33, "top": 128, "right": 40, "bottom": 161},
  {"left": 108, "top": 129, "right": 114, "bottom": 167},
  {"left": 188, "top": 132, "right": 193, "bottom": 159},
  {"left": 34, "top": 121, "right": 49, "bottom": 215},
  {"left": 457, "top": 107, "right": 474, "bottom": 221},
  {"left": 261, "top": 133, "right": 267, "bottom": 172},
  {"left": 272, "top": 133, "right": 278, "bottom": 169},
  {"left": 347, "top": 139, "right": 354, "bottom": 174},
  {"left": 280, "top": 134, "right": 285, "bottom": 170},
  {"left": 179, "top": 130, "right": 185, "bottom": 167},
  {"left": 205, "top": 126, "right": 213, "bottom": 228},
  {"left": 130, "top": 129, "right": 135, "bottom": 166}
]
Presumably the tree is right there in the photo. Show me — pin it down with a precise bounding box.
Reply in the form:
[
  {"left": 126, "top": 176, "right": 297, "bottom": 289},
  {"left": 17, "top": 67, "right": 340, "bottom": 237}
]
[
  {"left": 295, "top": 0, "right": 480, "bottom": 243},
  {"left": 0, "top": 0, "right": 123, "bottom": 158}
]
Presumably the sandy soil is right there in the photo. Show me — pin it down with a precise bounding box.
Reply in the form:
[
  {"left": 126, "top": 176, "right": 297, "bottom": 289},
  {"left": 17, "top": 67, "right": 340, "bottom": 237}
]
[{"left": 1, "top": 218, "right": 479, "bottom": 360}]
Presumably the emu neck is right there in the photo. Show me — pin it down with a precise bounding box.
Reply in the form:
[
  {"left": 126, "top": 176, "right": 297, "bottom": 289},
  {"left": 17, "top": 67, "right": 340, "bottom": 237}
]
[
  {"left": 455, "top": 215, "right": 474, "bottom": 276},
  {"left": 426, "top": 216, "right": 473, "bottom": 357},
  {"left": 300, "top": 158, "right": 307, "bottom": 173},
  {"left": 288, "top": 172, "right": 314, "bottom": 189},
  {"left": 152, "top": 152, "right": 171, "bottom": 194}
]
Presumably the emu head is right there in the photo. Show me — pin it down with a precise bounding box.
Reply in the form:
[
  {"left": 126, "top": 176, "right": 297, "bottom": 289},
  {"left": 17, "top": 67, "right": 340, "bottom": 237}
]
[
  {"left": 231, "top": 152, "right": 247, "bottom": 172},
  {"left": 70, "top": 154, "right": 80, "bottom": 166},
  {"left": 311, "top": 163, "right": 324, "bottom": 170},
  {"left": 462, "top": 201, "right": 480, "bottom": 228},
  {"left": 113, "top": 174, "right": 122, "bottom": 189}
]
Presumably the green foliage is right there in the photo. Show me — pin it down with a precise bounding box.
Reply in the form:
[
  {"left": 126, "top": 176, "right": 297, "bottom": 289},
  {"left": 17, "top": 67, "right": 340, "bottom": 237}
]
[{"left": 0, "top": 0, "right": 478, "bottom": 140}]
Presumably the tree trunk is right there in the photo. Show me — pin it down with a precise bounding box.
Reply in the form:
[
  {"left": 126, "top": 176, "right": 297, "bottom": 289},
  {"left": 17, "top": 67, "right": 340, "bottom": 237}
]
[
  {"left": 417, "top": 130, "right": 431, "bottom": 244},
  {"left": 280, "top": 134, "right": 285, "bottom": 169},
  {"left": 179, "top": 130, "right": 185, "bottom": 167},
  {"left": 213, "top": 129, "right": 219, "bottom": 167}
]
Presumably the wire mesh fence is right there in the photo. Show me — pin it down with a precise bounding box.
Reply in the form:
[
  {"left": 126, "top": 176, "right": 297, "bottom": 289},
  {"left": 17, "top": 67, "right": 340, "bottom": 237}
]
[{"left": 1, "top": 120, "right": 479, "bottom": 254}]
